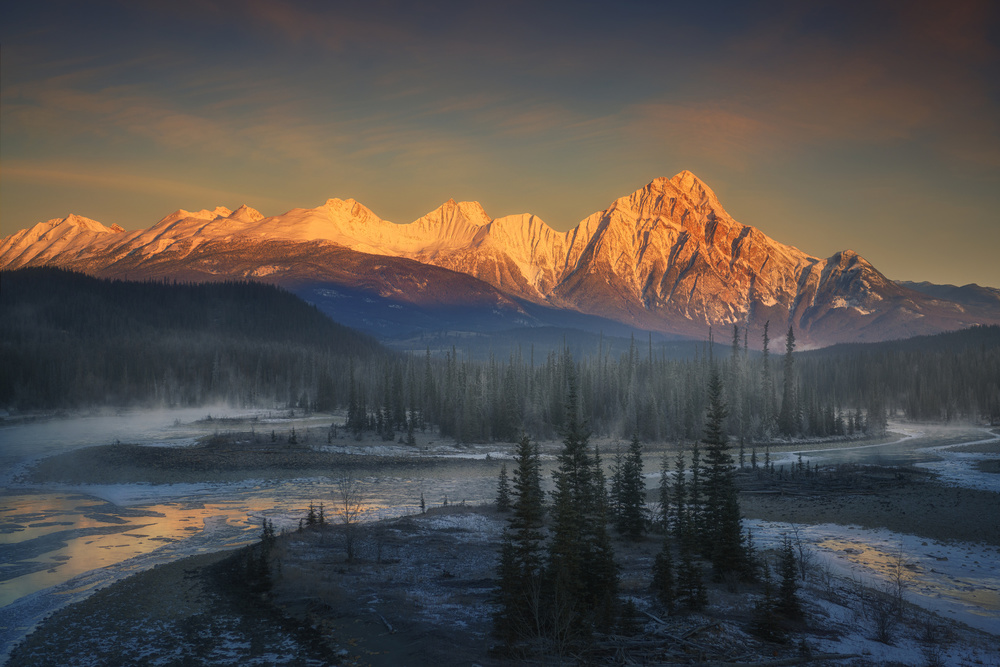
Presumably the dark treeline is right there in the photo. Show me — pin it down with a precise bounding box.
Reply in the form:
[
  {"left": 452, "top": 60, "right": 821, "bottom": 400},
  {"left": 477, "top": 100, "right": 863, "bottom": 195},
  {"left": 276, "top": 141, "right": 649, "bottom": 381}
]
[
  {"left": 5, "top": 268, "right": 998, "bottom": 436},
  {"left": 350, "top": 323, "right": 1000, "bottom": 444},
  {"left": 1, "top": 268, "right": 382, "bottom": 409},
  {"left": 796, "top": 325, "right": 1000, "bottom": 423}
]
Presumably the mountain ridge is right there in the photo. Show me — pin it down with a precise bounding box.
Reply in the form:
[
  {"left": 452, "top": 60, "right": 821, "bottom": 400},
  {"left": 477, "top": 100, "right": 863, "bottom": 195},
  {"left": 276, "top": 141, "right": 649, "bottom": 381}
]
[{"left": 3, "top": 172, "right": 998, "bottom": 347}]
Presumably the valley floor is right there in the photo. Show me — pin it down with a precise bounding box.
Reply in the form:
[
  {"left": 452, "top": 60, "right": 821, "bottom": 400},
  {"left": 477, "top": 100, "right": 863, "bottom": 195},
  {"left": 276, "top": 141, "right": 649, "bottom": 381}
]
[
  {"left": 3, "top": 422, "right": 1000, "bottom": 665},
  {"left": 6, "top": 500, "right": 1000, "bottom": 667}
]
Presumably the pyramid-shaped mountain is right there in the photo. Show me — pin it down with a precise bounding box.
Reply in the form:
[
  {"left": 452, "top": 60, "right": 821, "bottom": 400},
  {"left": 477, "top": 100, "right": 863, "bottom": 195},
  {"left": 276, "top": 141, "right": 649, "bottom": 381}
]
[{"left": 2, "top": 172, "right": 997, "bottom": 346}]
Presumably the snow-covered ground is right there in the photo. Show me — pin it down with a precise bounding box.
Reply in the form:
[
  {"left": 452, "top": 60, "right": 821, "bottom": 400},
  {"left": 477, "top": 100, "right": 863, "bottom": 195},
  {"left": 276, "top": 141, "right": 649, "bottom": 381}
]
[
  {"left": 915, "top": 430, "right": 1000, "bottom": 493},
  {"left": 2, "top": 413, "right": 999, "bottom": 662},
  {"left": 745, "top": 519, "right": 1000, "bottom": 635}
]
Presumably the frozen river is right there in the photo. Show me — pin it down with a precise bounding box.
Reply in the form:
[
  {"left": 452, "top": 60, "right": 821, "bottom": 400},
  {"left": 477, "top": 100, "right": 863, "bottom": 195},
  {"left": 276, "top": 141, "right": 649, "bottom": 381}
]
[
  {"left": 1, "top": 412, "right": 998, "bottom": 657},
  {"left": 0, "top": 408, "right": 507, "bottom": 657}
]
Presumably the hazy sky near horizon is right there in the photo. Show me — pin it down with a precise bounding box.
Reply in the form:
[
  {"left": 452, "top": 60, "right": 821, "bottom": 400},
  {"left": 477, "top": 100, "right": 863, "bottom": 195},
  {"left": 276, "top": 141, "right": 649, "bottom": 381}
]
[{"left": 3, "top": 0, "right": 999, "bottom": 287}]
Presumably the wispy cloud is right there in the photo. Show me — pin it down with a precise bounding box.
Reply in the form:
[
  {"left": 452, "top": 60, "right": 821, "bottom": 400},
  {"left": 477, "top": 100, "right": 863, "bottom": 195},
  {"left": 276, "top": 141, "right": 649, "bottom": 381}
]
[{"left": 5, "top": 162, "right": 286, "bottom": 209}]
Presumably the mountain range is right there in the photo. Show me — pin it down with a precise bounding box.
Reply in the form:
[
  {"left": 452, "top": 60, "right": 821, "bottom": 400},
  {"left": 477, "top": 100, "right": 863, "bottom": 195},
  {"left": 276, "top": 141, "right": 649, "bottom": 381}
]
[{"left": 3, "top": 171, "right": 998, "bottom": 348}]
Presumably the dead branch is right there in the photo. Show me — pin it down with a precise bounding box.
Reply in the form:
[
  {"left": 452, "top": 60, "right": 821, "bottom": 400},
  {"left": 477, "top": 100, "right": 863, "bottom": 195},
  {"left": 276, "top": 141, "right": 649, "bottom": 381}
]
[{"left": 375, "top": 611, "right": 394, "bottom": 634}]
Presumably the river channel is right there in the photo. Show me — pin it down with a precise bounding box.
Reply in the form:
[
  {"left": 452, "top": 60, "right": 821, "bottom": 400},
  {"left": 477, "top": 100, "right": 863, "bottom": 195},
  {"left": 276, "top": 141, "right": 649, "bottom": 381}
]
[{"left": 1, "top": 411, "right": 998, "bottom": 656}]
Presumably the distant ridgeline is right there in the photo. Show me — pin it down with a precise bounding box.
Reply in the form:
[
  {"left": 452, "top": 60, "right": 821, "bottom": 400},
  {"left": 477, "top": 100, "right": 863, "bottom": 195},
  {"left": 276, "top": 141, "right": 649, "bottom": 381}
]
[
  {"left": 2, "top": 267, "right": 998, "bottom": 435},
  {"left": 0, "top": 267, "right": 383, "bottom": 409}
]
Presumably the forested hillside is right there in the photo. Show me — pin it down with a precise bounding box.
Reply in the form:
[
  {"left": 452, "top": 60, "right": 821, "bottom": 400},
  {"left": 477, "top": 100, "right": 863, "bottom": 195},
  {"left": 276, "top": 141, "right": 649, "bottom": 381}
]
[
  {"left": 797, "top": 326, "right": 1000, "bottom": 422},
  {"left": 4, "top": 268, "right": 998, "bottom": 437},
  {"left": 0, "top": 268, "right": 382, "bottom": 408}
]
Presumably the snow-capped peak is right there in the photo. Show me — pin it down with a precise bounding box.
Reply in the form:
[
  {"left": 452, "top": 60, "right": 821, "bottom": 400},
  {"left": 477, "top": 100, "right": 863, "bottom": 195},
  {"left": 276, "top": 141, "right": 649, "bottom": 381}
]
[
  {"left": 229, "top": 205, "right": 264, "bottom": 223},
  {"left": 5, "top": 171, "right": 986, "bottom": 347},
  {"left": 57, "top": 214, "right": 117, "bottom": 234}
]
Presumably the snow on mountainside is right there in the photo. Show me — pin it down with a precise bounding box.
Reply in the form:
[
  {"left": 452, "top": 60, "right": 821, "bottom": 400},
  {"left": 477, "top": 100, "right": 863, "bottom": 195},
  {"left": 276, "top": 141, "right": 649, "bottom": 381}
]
[
  {"left": 0, "top": 215, "right": 123, "bottom": 268},
  {"left": 2, "top": 172, "right": 998, "bottom": 346}
]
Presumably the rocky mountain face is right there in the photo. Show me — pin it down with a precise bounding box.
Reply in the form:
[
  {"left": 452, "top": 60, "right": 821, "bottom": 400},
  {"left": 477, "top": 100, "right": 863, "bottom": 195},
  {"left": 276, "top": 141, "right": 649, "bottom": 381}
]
[{"left": 3, "top": 172, "right": 997, "bottom": 347}]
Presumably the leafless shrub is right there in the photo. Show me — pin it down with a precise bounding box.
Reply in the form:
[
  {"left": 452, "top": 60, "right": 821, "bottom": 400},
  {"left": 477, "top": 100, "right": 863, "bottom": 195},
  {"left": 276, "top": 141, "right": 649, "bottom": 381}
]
[
  {"left": 889, "top": 541, "right": 908, "bottom": 620},
  {"left": 790, "top": 524, "right": 814, "bottom": 581},
  {"left": 922, "top": 643, "right": 946, "bottom": 667},
  {"left": 335, "top": 474, "right": 364, "bottom": 562},
  {"left": 856, "top": 577, "right": 901, "bottom": 644}
]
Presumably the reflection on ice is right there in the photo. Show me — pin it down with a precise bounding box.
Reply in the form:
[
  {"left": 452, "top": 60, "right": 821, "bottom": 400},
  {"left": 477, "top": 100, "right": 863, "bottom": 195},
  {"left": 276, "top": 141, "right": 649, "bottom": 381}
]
[
  {"left": 745, "top": 519, "right": 1000, "bottom": 634},
  {"left": 1, "top": 412, "right": 998, "bottom": 658},
  {"left": 0, "top": 492, "right": 266, "bottom": 608}
]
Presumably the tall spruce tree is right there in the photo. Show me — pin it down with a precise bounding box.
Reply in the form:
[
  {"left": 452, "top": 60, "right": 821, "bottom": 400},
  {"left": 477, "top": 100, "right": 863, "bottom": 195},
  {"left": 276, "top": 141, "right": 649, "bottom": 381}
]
[
  {"left": 616, "top": 434, "right": 646, "bottom": 541},
  {"left": 658, "top": 453, "right": 672, "bottom": 530},
  {"left": 676, "top": 542, "right": 707, "bottom": 611},
  {"left": 777, "top": 536, "right": 801, "bottom": 618},
  {"left": 548, "top": 367, "right": 617, "bottom": 633},
  {"left": 496, "top": 462, "right": 511, "bottom": 512},
  {"left": 689, "top": 441, "right": 704, "bottom": 550},
  {"left": 702, "top": 364, "right": 747, "bottom": 578},
  {"left": 651, "top": 540, "right": 675, "bottom": 611},
  {"left": 610, "top": 444, "right": 624, "bottom": 524},
  {"left": 672, "top": 447, "right": 688, "bottom": 545},
  {"left": 778, "top": 326, "right": 797, "bottom": 436},
  {"left": 761, "top": 321, "right": 775, "bottom": 433},
  {"left": 494, "top": 434, "right": 546, "bottom": 642}
]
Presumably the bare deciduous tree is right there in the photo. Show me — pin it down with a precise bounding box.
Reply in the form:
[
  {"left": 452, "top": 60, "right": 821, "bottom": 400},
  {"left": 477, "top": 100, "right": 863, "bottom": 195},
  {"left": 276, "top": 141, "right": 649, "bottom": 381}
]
[{"left": 336, "top": 474, "right": 364, "bottom": 561}]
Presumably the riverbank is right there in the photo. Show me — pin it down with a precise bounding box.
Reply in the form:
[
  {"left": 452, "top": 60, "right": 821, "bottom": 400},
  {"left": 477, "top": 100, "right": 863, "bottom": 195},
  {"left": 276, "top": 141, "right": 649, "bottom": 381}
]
[
  {"left": 8, "top": 494, "right": 1000, "bottom": 666},
  {"left": 737, "top": 465, "right": 1000, "bottom": 546},
  {"left": 22, "top": 436, "right": 496, "bottom": 486},
  {"left": 5, "top": 506, "right": 507, "bottom": 666}
]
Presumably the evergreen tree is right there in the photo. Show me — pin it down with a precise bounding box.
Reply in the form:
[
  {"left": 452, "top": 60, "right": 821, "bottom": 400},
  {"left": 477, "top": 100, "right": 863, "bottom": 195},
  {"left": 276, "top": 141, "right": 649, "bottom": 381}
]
[
  {"left": 610, "top": 444, "right": 624, "bottom": 523},
  {"left": 651, "top": 540, "right": 675, "bottom": 610},
  {"left": 496, "top": 462, "right": 511, "bottom": 512},
  {"left": 672, "top": 447, "right": 688, "bottom": 545},
  {"left": 617, "top": 598, "right": 642, "bottom": 636},
  {"left": 510, "top": 436, "right": 545, "bottom": 570},
  {"left": 750, "top": 562, "right": 784, "bottom": 642},
  {"left": 675, "top": 543, "right": 707, "bottom": 611},
  {"left": 494, "top": 434, "right": 546, "bottom": 643},
  {"left": 406, "top": 412, "right": 417, "bottom": 446},
  {"left": 616, "top": 433, "right": 646, "bottom": 541},
  {"left": 346, "top": 362, "right": 364, "bottom": 435},
  {"left": 657, "top": 453, "right": 671, "bottom": 530},
  {"left": 592, "top": 444, "right": 610, "bottom": 523},
  {"left": 778, "top": 326, "right": 797, "bottom": 436},
  {"left": 761, "top": 321, "right": 775, "bottom": 432},
  {"left": 493, "top": 536, "right": 522, "bottom": 641},
  {"left": 547, "top": 367, "right": 617, "bottom": 633},
  {"left": 702, "top": 364, "right": 747, "bottom": 578},
  {"left": 689, "top": 441, "right": 703, "bottom": 549},
  {"left": 777, "top": 537, "right": 801, "bottom": 618}
]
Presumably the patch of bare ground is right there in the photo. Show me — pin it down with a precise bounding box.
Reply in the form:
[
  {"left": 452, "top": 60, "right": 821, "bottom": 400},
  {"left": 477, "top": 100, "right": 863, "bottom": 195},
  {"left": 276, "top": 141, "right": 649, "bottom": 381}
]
[
  {"left": 737, "top": 464, "right": 1000, "bottom": 546},
  {"left": 5, "top": 548, "right": 341, "bottom": 666}
]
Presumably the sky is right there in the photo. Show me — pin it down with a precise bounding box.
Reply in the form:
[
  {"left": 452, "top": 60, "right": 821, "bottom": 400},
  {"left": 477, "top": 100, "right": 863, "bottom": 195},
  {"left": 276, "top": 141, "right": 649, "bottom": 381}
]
[{"left": 3, "top": 0, "right": 999, "bottom": 287}]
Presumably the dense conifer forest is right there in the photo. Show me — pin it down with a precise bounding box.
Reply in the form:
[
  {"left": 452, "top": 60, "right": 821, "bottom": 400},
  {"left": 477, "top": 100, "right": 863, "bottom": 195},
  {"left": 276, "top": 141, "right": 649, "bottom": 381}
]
[
  {"left": 3, "top": 269, "right": 998, "bottom": 441},
  {"left": 0, "top": 268, "right": 381, "bottom": 409}
]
